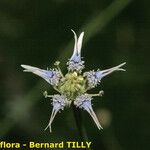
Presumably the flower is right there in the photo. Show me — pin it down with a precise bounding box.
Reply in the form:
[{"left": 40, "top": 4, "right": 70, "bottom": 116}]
[
  {"left": 74, "top": 94, "right": 103, "bottom": 130},
  {"left": 84, "top": 62, "right": 126, "bottom": 88},
  {"left": 21, "top": 65, "right": 61, "bottom": 86},
  {"left": 21, "top": 30, "right": 126, "bottom": 132},
  {"left": 44, "top": 94, "right": 66, "bottom": 132},
  {"left": 67, "top": 30, "right": 85, "bottom": 72}
]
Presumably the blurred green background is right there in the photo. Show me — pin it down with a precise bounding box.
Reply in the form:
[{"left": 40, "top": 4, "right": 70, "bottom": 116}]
[{"left": 0, "top": 0, "right": 150, "bottom": 150}]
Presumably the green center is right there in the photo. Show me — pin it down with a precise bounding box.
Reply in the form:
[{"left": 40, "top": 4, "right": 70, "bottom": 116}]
[{"left": 58, "top": 72, "right": 86, "bottom": 100}]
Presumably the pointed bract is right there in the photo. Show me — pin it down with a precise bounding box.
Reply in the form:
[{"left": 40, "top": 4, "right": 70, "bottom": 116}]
[
  {"left": 70, "top": 30, "right": 84, "bottom": 61},
  {"left": 84, "top": 62, "right": 126, "bottom": 88},
  {"left": 21, "top": 65, "right": 61, "bottom": 86},
  {"left": 67, "top": 30, "right": 85, "bottom": 72},
  {"left": 96, "top": 62, "right": 126, "bottom": 79},
  {"left": 74, "top": 94, "right": 103, "bottom": 130},
  {"left": 45, "top": 95, "right": 66, "bottom": 132}
]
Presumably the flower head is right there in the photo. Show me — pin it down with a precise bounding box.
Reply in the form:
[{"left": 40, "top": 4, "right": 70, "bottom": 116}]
[
  {"left": 74, "top": 94, "right": 103, "bottom": 130},
  {"left": 67, "top": 30, "right": 85, "bottom": 72},
  {"left": 44, "top": 94, "right": 66, "bottom": 132},
  {"left": 21, "top": 65, "right": 61, "bottom": 86},
  {"left": 84, "top": 62, "right": 126, "bottom": 88},
  {"left": 21, "top": 30, "right": 126, "bottom": 132}
]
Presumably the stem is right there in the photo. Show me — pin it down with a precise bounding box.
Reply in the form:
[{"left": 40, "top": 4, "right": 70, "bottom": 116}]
[
  {"left": 43, "top": 91, "right": 53, "bottom": 98},
  {"left": 89, "top": 90, "right": 104, "bottom": 97},
  {"left": 72, "top": 104, "right": 91, "bottom": 150},
  {"left": 54, "top": 61, "right": 64, "bottom": 78}
]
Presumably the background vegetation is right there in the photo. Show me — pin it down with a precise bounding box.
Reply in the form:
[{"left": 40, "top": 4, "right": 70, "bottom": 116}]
[{"left": 0, "top": 0, "right": 149, "bottom": 150}]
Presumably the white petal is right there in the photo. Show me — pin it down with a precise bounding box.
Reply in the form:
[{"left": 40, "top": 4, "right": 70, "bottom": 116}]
[
  {"left": 74, "top": 94, "right": 103, "bottom": 130},
  {"left": 45, "top": 95, "right": 66, "bottom": 132},
  {"left": 44, "top": 108, "right": 59, "bottom": 132},
  {"left": 21, "top": 64, "right": 53, "bottom": 84},
  {"left": 77, "top": 32, "right": 84, "bottom": 54},
  {"left": 70, "top": 30, "right": 84, "bottom": 57},
  {"left": 99, "top": 62, "right": 126, "bottom": 78},
  {"left": 85, "top": 106, "right": 103, "bottom": 130},
  {"left": 71, "top": 29, "right": 78, "bottom": 57}
]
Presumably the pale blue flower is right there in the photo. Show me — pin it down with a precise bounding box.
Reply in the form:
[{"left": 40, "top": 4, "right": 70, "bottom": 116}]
[
  {"left": 67, "top": 30, "right": 85, "bottom": 72},
  {"left": 21, "top": 65, "right": 61, "bottom": 86},
  {"left": 21, "top": 30, "right": 126, "bottom": 132},
  {"left": 74, "top": 94, "right": 103, "bottom": 130},
  {"left": 44, "top": 94, "right": 66, "bottom": 132},
  {"left": 84, "top": 62, "right": 126, "bottom": 88}
]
